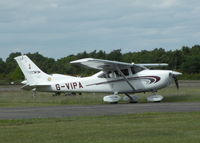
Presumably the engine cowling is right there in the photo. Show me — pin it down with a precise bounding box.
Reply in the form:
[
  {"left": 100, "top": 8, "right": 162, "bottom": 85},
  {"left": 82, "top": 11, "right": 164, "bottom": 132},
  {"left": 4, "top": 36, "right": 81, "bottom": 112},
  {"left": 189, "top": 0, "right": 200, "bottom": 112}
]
[{"left": 103, "top": 95, "right": 121, "bottom": 103}]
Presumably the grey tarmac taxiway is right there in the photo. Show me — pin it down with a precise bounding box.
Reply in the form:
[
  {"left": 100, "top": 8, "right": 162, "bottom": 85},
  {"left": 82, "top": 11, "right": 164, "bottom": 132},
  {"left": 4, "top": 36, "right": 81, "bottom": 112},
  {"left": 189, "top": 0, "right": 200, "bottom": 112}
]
[{"left": 0, "top": 102, "right": 200, "bottom": 119}]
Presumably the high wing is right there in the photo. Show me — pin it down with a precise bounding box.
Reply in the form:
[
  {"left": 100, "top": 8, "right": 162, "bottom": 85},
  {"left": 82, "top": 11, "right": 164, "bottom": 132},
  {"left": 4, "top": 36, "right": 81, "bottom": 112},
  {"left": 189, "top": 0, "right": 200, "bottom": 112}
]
[
  {"left": 70, "top": 58, "right": 168, "bottom": 71},
  {"left": 136, "top": 63, "right": 168, "bottom": 67},
  {"left": 70, "top": 58, "right": 135, "bottom": 70}
]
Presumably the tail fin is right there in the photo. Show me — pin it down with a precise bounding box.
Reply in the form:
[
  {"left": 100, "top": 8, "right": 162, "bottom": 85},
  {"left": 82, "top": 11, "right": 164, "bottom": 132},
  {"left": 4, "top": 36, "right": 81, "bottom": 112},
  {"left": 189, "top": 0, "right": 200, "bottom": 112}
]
[{"left": 15, "top": 55, "right": 51, "bottom": 85}]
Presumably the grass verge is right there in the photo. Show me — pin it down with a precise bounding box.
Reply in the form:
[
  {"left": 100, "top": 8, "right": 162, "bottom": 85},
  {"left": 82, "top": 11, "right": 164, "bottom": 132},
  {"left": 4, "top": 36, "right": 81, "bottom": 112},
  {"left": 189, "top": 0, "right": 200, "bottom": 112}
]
[
  {"left": 0, "top": 84, "right": 200, "bottom": 107},
  {"left": 0, "top": 112, "right": 199, "bottom": 143}
]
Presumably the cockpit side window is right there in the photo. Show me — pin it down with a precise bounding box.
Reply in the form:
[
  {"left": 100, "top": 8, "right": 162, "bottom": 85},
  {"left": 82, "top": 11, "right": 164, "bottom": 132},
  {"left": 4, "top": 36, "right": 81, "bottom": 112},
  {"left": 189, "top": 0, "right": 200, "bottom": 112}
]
[{"left": 131, "top": 66, "right": 144, "bottom": 74}]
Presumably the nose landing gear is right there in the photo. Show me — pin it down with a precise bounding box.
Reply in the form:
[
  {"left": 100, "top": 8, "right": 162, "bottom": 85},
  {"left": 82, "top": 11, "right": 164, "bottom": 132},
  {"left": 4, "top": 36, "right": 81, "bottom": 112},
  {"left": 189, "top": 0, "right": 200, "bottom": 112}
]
[{"left": 147, "top": 92, "right": 164, "bottom": 102}]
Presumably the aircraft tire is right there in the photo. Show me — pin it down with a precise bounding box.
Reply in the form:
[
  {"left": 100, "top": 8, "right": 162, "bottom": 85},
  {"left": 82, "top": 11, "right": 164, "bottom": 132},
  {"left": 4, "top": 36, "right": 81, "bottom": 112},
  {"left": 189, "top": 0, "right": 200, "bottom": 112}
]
[{"left": 110, "top": 102, "right": 118, "bottom": 104}]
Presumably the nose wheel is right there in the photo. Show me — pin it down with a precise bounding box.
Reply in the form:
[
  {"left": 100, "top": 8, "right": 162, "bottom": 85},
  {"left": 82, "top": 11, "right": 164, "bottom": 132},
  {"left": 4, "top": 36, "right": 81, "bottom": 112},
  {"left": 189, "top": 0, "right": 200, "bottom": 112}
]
[{"left": 147, "top": 92, "right": 164, "bottom": 102}]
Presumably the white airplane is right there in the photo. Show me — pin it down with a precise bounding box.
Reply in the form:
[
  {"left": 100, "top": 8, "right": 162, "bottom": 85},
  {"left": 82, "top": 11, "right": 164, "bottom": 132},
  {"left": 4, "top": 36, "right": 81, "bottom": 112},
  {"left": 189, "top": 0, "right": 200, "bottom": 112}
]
[{"left": 15, "top": 55, "right": 181, "bottom": 103}]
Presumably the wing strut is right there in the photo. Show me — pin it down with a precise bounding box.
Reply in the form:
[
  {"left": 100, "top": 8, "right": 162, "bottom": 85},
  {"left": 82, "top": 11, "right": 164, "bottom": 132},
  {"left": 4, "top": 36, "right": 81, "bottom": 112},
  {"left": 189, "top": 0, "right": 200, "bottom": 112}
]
[{"left": 116, "top": 67, "right": 136, "bottom": 92}]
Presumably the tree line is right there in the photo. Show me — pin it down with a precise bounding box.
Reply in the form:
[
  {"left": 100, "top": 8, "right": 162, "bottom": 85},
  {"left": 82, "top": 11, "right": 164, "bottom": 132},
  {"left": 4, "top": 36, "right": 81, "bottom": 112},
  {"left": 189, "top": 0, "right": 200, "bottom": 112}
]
[{"left": 0, "top": 45, "right": 200, "bottom": 84}]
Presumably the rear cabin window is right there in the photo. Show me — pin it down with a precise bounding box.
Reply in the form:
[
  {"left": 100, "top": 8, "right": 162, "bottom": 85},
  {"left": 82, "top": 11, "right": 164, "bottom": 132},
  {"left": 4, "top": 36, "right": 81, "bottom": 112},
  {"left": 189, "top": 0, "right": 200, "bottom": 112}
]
[
  {"left": 98, "top": 71, "right": 112, "bottom": 78},
  {"left": 121, "top": 69, "right": 129, "bottom": 76},
  {"left": 98, "top": 73, "right": 107, "bottom": 78}
]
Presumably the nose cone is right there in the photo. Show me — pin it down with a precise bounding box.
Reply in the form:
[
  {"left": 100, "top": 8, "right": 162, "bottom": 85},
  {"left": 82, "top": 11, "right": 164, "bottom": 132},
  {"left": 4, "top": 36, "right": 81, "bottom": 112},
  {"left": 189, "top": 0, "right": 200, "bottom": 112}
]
[{"left": 171, "top": 71, "right": 182, "bottom": 76}]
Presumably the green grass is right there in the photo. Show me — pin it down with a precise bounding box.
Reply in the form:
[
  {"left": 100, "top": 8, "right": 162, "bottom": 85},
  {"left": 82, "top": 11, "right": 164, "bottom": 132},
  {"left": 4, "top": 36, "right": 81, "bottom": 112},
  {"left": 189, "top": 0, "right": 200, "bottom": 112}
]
[
  {"left": 0, "top": 90, "right": 106, "bottom": 107},
  {"left": 0, "top": 112, "right": 199, "bottom": 143},
  {"left": 141, "top": 86, "right": 200, "bottom": 103},
  {"left": 0, "top": 83, "right": 200, "bottom": 107},
  {"left": 0, "top": 83, "right": 200, "bottom": 143}
]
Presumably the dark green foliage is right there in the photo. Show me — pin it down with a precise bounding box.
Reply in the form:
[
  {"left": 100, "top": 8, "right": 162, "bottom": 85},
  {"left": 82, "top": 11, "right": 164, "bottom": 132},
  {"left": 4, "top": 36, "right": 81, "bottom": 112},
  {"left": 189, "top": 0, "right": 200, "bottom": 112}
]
[
  {"left": 182, "top": 56, "right": 200, "bottom": 73},
  {"left": 0, "top": 45, "right": 200, "bottom": 83},
  {"left": 107, "top": 49, "right": 122, "bottom": 61},
  {"left": 9, "top": 67, "right": 23, "bottom": 81},
  {"left": 5, "top": 52, "right": 21, "bottom": 73},
  {"left": 0, "top": 58, "right": 7, "bottom": 74}
]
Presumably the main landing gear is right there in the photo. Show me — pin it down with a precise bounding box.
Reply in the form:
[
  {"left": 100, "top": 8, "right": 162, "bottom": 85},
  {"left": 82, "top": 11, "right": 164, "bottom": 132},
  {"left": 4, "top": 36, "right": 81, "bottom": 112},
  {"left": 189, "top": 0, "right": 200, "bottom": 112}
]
[
  {"left": 103, "top": 93, "right": 139, "bottom": 104},
  {"left": 103, "top": 92, "right": 164, "bottom": 104},
  {"left": 123, "top": 93, "right": 139, "bottom": 103},
  {"left": 52, "top": 92, "right": 61, "bottom": 96},
  {"left": 32, "top": 88, "right": 37, "bottom": 98},
  {"left": 103, "top": 94, "right": 121, "bottom": 104}
]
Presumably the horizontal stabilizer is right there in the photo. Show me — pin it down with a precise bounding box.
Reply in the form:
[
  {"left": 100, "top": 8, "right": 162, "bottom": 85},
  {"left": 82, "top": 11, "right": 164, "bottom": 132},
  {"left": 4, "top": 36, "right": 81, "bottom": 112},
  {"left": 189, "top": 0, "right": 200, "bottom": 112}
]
[{"left": 21, "top": 84, "right": 51, "bottom": 90}]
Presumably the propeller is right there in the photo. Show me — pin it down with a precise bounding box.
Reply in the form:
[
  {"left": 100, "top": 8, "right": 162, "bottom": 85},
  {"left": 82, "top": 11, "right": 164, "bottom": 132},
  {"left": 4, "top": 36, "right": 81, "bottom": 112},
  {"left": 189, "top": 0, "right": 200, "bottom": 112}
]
[
  {"left": 173, "top": 76, "right": 179, "bottom": 89},
  {"left": 170, "top": 71, "right": 182, "bottom": 90}
]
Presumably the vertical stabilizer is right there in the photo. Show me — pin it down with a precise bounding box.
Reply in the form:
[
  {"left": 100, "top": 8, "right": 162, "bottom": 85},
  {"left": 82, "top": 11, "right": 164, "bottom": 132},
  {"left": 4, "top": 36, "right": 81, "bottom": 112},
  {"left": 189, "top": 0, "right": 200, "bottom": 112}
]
[{"left": 15, "top": 55, "right": 51, "bottom": 85}]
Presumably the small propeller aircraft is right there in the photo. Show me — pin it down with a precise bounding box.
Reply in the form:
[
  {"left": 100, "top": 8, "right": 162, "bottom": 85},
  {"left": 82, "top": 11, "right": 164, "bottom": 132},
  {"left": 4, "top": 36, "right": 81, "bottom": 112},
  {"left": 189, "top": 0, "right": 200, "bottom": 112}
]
[{"left": 15, "top": 55, "right": 181, "bottom": 103}]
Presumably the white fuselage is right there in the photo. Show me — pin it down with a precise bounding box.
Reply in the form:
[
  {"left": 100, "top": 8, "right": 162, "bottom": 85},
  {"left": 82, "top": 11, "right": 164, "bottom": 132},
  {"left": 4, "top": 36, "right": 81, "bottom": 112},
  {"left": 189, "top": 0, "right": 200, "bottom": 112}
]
[
  {"left": 38, "top": 69, "right": 173, "bottom": 94},
  {"left": 15, "top": 55, "right": 179, "bottom": 96}
]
